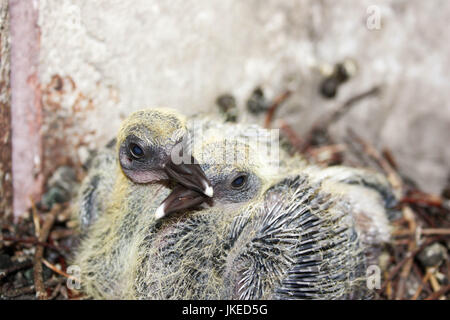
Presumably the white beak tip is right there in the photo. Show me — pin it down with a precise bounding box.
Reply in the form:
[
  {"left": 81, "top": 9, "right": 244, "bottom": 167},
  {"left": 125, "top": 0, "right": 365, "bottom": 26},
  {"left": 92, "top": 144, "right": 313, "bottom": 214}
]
[
  {"left": 204, "top": 185, "right": 214, "bottom": 197},
  {"left": 155, "top": 204, "right": 166, "bottom": 220}
]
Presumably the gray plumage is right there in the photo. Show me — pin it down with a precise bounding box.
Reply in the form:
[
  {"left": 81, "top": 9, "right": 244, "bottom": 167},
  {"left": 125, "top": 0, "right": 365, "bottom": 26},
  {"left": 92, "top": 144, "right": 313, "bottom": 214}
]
[{"left": 72, "top": 108, "right": 395, "bottom": 299}]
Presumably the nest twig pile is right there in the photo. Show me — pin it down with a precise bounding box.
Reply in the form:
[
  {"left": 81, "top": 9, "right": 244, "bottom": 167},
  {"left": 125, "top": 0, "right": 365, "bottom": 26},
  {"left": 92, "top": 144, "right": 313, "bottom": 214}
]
[
  {"left": 1, "top": 202, "right": 83, "bottom": 299},
  {"left": 1, "top": 87, "right": 449, "bottom": 300}
]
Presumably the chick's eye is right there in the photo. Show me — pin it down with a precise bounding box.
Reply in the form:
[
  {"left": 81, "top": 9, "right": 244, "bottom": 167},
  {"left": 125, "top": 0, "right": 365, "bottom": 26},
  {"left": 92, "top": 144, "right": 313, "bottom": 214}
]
[
  {"left": 231, "top": 175, "right": 247, "bottom": 189},
  {"left": 129, "top": 143, "right": 144, "bottom": 159}
]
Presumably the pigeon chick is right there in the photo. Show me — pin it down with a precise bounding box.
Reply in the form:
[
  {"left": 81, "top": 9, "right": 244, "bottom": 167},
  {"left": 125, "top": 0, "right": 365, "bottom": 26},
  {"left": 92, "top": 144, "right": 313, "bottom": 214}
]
[
  {"left": 72, "top": 136, "right": 269, "bottom": 299},
  {"left": 132, "top": 173, "right": 369, "bottom": 299},
  {"left": 131, "top": 145, "right": 396, "bottom": 299},
  {"left": 153, "top": 117, "right": 288, "bottom": 219},
  {"left": 74, "top": 108, "right": 213, "bottom": 232},
  {"left": 117, "top": 108, "right": 213, "bottom": 196},
  {"left": 73, "top": 114, "right": 395, "bottom": 299}
]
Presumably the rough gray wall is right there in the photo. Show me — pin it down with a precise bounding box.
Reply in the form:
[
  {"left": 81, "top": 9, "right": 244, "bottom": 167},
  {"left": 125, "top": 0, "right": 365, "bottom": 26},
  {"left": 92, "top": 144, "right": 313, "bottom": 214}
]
[{"left": 38, "top": 0, "right": 450, "bottom": 194}]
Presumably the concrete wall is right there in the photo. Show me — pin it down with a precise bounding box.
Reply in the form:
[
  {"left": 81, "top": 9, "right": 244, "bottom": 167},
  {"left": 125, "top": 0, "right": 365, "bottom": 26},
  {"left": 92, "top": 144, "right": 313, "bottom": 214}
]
[{"left": 7, "top": 0, "right": 450, "bottom": 215}]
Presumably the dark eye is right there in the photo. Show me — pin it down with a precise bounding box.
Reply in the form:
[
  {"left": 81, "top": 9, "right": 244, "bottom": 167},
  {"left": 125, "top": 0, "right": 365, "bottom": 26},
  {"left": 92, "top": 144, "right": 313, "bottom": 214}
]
[
  {"left": 129, "top": 143, "right": 144, "bottom": 159},
  {"left": 231, "top": 174, "right": 247, "bottom": 189}
]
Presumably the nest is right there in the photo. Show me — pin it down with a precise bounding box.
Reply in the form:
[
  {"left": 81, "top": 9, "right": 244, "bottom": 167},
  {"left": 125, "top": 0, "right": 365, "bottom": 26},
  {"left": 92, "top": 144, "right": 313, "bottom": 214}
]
[{"left": 1, "top": 88, "right": 449, "bottom": 300}]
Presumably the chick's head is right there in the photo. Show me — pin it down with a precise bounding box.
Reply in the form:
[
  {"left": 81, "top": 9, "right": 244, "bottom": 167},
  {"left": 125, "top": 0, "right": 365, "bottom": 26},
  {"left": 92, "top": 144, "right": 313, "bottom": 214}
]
[
  {"left": 117, "top": 108, "right": 187, "bottom": 183},
  {"left": 194, "top": 138, "right": 275, "bottom": 205}
]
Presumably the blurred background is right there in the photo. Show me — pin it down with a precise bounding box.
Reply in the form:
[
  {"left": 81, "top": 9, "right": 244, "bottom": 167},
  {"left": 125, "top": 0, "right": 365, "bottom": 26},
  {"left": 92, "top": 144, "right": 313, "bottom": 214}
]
[{"left": 1, "top": 0, "right": 450, "bottom": 218}]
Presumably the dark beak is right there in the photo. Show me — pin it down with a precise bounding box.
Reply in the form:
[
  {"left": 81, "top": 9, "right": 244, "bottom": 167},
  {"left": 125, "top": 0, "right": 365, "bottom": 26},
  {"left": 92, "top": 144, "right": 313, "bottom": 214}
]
[
  {"left": 155, "top": 185, "right": 208, "bottom": 219},
  {"left": 163, "top": 155, "right": 213, "bottom": 197}
]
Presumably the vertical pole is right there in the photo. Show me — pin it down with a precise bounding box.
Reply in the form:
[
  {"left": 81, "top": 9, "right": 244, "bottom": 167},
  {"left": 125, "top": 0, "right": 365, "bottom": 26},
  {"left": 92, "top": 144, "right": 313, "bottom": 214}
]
[{"left": 9, "top": 0, "right": 43, "bottom": 217}]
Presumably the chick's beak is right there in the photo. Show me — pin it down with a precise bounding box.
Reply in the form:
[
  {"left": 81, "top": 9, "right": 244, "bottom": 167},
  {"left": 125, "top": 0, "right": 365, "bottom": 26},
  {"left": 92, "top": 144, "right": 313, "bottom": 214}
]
[
  {"left": 163, "top": 156, "right": 213, "bottom": 197},
  {"left": 155, "top": 185, "right": 207, "bottom": 220}
]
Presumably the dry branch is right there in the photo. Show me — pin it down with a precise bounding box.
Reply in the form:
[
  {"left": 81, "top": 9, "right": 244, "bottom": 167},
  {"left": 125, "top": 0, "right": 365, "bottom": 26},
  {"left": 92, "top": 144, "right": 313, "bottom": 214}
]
[
  {"left": 264, "top": 90, "right": 292, "bottom": 128},
  {"left": 33, "top": 205, "right": 60, "bottom": 300}
]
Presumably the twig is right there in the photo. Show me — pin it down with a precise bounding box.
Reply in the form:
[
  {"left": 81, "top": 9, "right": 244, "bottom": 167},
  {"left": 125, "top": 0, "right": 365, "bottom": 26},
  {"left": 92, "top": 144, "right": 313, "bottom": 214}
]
[
  {"left": 392, "top": 239, "right": 411, "bottom": 246},
  {"left": 429, "top": 271, "right": 441, "bottom": 292},
  {"left": 55, "top": 206, "right": 73, "bottom": 223},
  {"left": 306, "top": 144, "right": 346, "bottom": 164},
  {"left": 413, "top": 206, "right": 438, "bottom": 228},
  {"left": 50, "top": 228, "right": 75, "bottom": 240},
  {"left": 31, "top": 198, "right": 41, "bottom": 237},
  {"left": 411, "top": 268, "right": 433, "bottom": 300},
  {"left": 264, "top": 90, "right": 292, "bottom": 128},
  {"left": 412, "top": 263, "right": 433, "bottom": 297},
  {"left": 42, "top": 259, "right": 79, "bottom": 282},
  {"left": 316, "top": 86, "right": 380, "bottom": 130},
  {"left": 395, "top": 206, "right": 417, "bottom": 300},
  {"left": 379, "top": 237, "right": 437, "bottom": 293},
  {"left": 2, "top": 283, "right": 36, "bottom": 298},
  {"left": 385, "top": 272, "right": 393, "bottom": 299},
  {"left": 347, "top": 128, "right": 403, "bottom": 199},
  {"left": 382, "top": 148, "right": 397, "bottom": 170},
  {"left": 300, "top": 86, "right": 381, "bottom": 152},
  {"left": 393, "top": 228, "right": 450, "bottom": 237},
  {"left": 379, "top": 256, "right": 410, "bottom": 292},
  {"left": 395, "top": 256, "right": 414, "bottom": 300},
  {"left": 401, "top": 192, "right": 444, "bottom": 208},
  {"left": 0, "top": 260, "right": 33, "bottom": 281},
  {"left": 2, "top": 278, "right": 62, "bottom": 298},
  {"left": 33, "top": 205, "right": 60, "bottom": 300},
  {"left": 424, "top": 284, "right": 450, "bottom": 300},
  {"left": 392, "top": 217, "right": 408, "bottom": 226},
  {"left": 48, "top": 282, "right": 62, "bottom": 300},
  {"left": 1, "top": 236, "right": 68, "bottom": 253}
]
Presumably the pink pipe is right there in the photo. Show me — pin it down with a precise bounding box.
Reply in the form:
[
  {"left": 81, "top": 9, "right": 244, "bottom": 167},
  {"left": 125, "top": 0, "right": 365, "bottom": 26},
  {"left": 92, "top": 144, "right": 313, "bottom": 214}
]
[{"left": 9, "top": 0, "right": 43, "bottom": 217}]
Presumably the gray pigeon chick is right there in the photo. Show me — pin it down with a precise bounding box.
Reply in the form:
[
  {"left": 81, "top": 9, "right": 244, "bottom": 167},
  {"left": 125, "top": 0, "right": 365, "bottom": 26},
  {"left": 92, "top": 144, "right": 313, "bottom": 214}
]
[
  {"left": 74, "top": 108, "right": 213, "bottom": 232},
  {"left": 72, "top": 109, "right": 395, "bottom": 299},
  {"left": 131, "top": 138, "right": 395, "bottom": 299},
  {"left": 132, "top": 174, "right": 367, "bottom": 299},
  {"left": 72, "top": 135, "right": 269, "bottom": 299}
]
